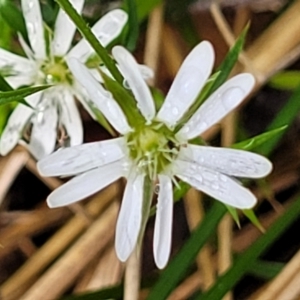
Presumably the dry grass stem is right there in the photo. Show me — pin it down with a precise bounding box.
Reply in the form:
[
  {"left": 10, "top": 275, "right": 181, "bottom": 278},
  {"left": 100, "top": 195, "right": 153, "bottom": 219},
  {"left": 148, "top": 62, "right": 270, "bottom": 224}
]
[
  {"left": 18, "top": 202, "right": 118, "bottom": 300},
  {"left": 246, "top": 0, "right": 300, "bottom": 83},
  {"left": 144, "top": 4, "right": 164, "bottom": 85},
  {"left": 0, "top": 208, "right": 70, "bottom": 259},
  {"left": 0, "top": 149, "right": 29, "bottom": 206},
  {"left": 184, "top": 189, "right": 215, "bottom": 290},
  {"left": 124, "top": 247, "right": 141, "bottom": 300},
  {"left": 161, "top": 24, "right": 184, "bottom": 77},
  {"left": 0, "top": 184, "right": 118, "bottom": 300},
  {"left": 83, "top": 243, "right": 123, "bottom": 292},
  {"left": 254, "top": 249, "right": 300, "bottom": 300}
]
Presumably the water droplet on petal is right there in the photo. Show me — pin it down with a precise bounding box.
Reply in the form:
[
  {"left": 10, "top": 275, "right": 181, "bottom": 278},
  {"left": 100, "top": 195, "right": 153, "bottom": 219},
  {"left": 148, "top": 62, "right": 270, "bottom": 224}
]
[
  {"left": 172, "top": 107, "right": 179, "bottom": 116},
  {"left": 222, "top": 87, "right": 244, "bottom": 109},
  {"left": 123, "top": 79, "right": 130, "bottom": 90},
  {"left": 219, "top": 174, "right": 227, "bottom": 182}
]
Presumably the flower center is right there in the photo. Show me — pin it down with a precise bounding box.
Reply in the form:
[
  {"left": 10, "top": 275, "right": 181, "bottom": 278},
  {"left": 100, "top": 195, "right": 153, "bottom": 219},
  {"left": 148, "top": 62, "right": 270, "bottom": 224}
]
[
  {"left": 41, "top": 56, "right": 73, "bottom": 85},
  {"left": 126, "top": 122, "right": 179, "bottom": 179}
]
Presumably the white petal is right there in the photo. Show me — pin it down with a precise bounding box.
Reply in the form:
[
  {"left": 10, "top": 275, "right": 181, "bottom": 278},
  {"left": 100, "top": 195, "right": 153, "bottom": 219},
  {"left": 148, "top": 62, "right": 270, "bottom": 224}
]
[
  {"left": 67, "top": 58, "right": 131, "bottom": 134},
  {"left": 67, "top": 9, "right": 128, "bottom": 62},
  {"left": 112, "top": 46, "right": 155, "bottom": 122},
  {"left": 28, "top": 94, "right": 58, "bottom": 159},
  {"left": 52, "top": 0, "right": 85, "bottom": 56},
  {"left": 154, "top": 175, "right": 173, "bottom": 269},
  {"left": 18, "top": 33, "right": 35, "bottom": 60},
  {"left": 0, "top": 105, "right": 33, "bottom": 155},
  {"left": 138, "top": 64, "right": 154, "bottom": 80},
  {"left": 0, "top": 47, "right": 36, "bottom": 88},
  {"left": 174, "top": 159, "right": 257, "bottom": 209},
  {"left": 115, "top": 172, "right": 144, "bottom": 262},
  {"left": 176, "top": 73, "right": 255, "bottom": 141},
  {"left": 38, "top": 137, "right": 126, "bottom": 176},
  {"left": 157, "top": 41, "right": 214, "bottom": 128},
  {"left": 179, "top": 144, "right": 272, "bottom": 178},
  {"left": 58, "top": 88, "right": 83, "bottom": 147},
  {"left": 47, "top": 160, "right": 123, "bottom": 207},
  {"left": 21, "top": 0, "right": 46, "bottom": 59},
  {"left": 0, "top": 92, "right": 42, "bottom": 155}
]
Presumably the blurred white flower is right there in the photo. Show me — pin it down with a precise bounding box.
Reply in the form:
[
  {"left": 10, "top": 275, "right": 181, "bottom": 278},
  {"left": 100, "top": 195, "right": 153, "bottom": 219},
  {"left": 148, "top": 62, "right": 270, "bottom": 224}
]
[
  {"left": 0, "top": 0, "right": 128, "bottom": 159},
  {"left": 38, "top": 41, "right": 272, "bottom": 268}
]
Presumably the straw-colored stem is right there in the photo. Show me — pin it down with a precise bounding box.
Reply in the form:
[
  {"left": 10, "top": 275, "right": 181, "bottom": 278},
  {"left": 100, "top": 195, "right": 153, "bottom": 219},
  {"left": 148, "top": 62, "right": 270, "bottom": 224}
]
[
  {"left": 144, "top": 4, "right": 164, "bottom": 86},
  {"left": 124, "top": 246, "right": 141, "bottom": 300},
  {"left": 184, "top": 189, "right": 215, "bottom": 290},
  {"left": 19, "top": 202, "right": 118, "bottom": 300},
  {"left": 0, "top": 184, "right": 117, "bottom": 300},
  {"left": 254, "top": 250, "right": 300, "bottom": 300},
  {"left": 246, "top": 0, "right": 300, "bottom": 83}
]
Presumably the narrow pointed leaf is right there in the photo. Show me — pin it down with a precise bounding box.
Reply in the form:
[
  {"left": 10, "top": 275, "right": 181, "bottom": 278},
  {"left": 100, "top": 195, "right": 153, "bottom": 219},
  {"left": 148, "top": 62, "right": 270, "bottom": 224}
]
[
  {"left": 198, "top": 196, "right": 300, "bottom": 300},
  {"left": 232, "top": 126, "right": 287, "bottom": 151},
  {"left": 258, "top": 84, "right": 300, "bottom": 156},
  {"left": 0, "top": 0, "right": 27, "bottom": 40},
  {"left": 125, "top": 0, "right": 139, "bottom": 51},
  {"left": 147, "top": 201, "right": 227, "bottom": 299},
  {"left": 0, "top": 85, "right": 50, "bottom": 106},
  {"left": 242, "top": 209, "right": 265, "bottom": 233},
  {"left": 269, "top": 71, "right": 300, "bottom": 90},
  {"left": 101, "top": 70, "right": 145, "bottom": 127}
]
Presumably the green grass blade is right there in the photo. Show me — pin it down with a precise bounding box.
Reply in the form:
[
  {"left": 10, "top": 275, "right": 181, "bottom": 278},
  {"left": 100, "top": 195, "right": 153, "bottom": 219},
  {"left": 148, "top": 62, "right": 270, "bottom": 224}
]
[
  {"left": 124, "top": 0, "right": 139, "bottom": 51},
  {"left": 147, "top": 201, "right": 227, "bottom": 300},
  {"left": 198, "top": 197, "right": 300, "bottom": 300}
]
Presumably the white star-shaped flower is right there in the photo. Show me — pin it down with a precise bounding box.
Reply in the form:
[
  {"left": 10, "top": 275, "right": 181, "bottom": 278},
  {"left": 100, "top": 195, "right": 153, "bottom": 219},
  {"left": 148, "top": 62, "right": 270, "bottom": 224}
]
[
  {"left": 37, "top": 41, "right": 272, "bottom": 269},
  {"left": 0, "top": 0, "right": 128, "bottom": 159}
]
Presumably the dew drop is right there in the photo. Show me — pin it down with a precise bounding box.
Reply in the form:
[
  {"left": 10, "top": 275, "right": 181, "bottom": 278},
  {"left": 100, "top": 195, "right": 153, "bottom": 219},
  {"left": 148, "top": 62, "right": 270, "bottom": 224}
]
[
  {"left": 123, "top": 79, "right": 130, "bottom": 89},
  {"left": 222, "top": 87, "right": 244, "bottom": 109},
  {"left": 219, "top": 174, "right": 227, "bottom": 182},
  {"left": 172, "top": 107, "right": 179, "bottom": 116},
  {"left": 197, "top": 121, "right": 208, "bottom": 132},
  {"left": 211, "top": 183, "right": 219, "bottom": 190}
]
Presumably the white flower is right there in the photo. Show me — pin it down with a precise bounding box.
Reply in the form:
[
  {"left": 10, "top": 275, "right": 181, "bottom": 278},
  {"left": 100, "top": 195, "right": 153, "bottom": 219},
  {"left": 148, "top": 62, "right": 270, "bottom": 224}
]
[
  {"left": 0, "top": 0, "right": 128, "bottom": 159},
  {"left": 37, "top": 41, "right": 272, "bottom": 269}
]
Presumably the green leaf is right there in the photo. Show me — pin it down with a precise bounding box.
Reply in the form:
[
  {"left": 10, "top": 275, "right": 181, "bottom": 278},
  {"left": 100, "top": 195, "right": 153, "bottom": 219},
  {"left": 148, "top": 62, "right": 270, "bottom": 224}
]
[
  {"left": 231, "top": 126, "right": 287, "bottom": 151},
  {"left": 147, "top": 202, "right": 227, "bottom": 300},
  {"left": 0, "top": 73, "right": 13, "bottom": 92},
  {"left": 269, "top": 71, "right": 300, "bottom": 90},
  {"left": 100, "top": 70, "right": 145, "bottom": 127},
  {"left": 242, "top": 209, "right": 265, "bottom": 233},
  {"left": 257, "top": 84, "right": 300, "bottom": 156},
  {"left": 198, "top": 196, "right": 300, "bottom": 300},
  {"left": 226, "top": 205, "right": 240, "bottom": 228},
  {"left": 130, "top": 0, "right": 162, "bottom": 22},
  {"left": 0, "top": 85, "right": 51, "bottom": 106},
  {"left": 0, "top": 0, "right": 27, "bottom": 41},
  {"left": 247, "top": 259, "right": 283, "bottom": 280},
  {"left": 55, "top": 0, "right": 123, "bottom": 85},
  {"left": 125, "top": 0, "right": 139, "bottom": 51},
  {"left": 210, "top": 24, "right": 249, "bottom": 94}
]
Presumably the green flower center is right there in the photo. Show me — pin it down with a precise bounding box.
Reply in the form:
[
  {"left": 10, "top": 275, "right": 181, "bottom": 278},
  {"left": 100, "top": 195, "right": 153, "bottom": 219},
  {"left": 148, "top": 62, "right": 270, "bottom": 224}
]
[
  {"left": 41, "top": 56, "right": 73, "bottom": 85},
  {"left": 126, "top": 122, "right": 179, "bottom": 179}
]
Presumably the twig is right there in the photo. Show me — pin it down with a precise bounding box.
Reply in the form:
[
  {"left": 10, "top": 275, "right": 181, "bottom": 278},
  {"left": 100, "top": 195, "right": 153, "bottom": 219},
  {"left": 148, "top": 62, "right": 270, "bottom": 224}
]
[
  {"left": 18, "top": 202, "right": 118, "bottom": 300},
  {"left": 0, "top": 184, "right": 118, "bottom": 300}
]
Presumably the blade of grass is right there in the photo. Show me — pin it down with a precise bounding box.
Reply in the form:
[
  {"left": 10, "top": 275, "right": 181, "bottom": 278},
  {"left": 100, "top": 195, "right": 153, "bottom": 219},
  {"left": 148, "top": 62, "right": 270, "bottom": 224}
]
[
  {"left": 124, "top": 0, "right": 139, "bottom": 51},
  {"left": 147, "top": 201, "right": 227, "bottom": 300},
  {"left": 198, "top": 196, "right": 300, "bottom": 300}
]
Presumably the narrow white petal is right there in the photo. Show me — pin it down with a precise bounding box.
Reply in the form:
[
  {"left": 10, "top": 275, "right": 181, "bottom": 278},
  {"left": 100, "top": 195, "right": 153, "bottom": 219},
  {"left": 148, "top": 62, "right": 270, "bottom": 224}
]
[
  {"left": 157, "top": 41, "right": 214, "bottom": 128},
  {"left": 21, "top": 0, "right": 46, "bottom": 59},
  {"left": 112, "top": 46, "right": 155, "bottom": 122},
  {"left": 179, "top": 144, "right": 272, "bottom": 178},
  {"left": 115, "top": 173, "right": 144, "bottom": 262},
  {"left": 58, "top": 88, "right": 83, "bottom": 147},
  {"left": 18, "top": 33, "right": 35, "bottom": 60},
  {"left": 68, "top": 58, "right": 131, "bottom": 134},
  {"left": 177, "top": 73, "right": 255, "bottom": 141},
  {"left": 0, "top": 48, "right": 36, "bottom": 88},
  {"left": 47, "top": 160, "right": 123, "bottom": 207},
  {"left": 0, "top": 105, "right": 33, "bottom": 155},
  {"left": 52, "top": 0, "right": 85, "bottom": 56},
  {"left": 38, "top": 137, "right": 126, "bottom": 176},
  {"left": 174, "top": 159, "right": 257, "bottom": 209},
  {"left": 67, "top": 9, "right": 128, "bottom": 61},
  {"left": 154, "top": 175, "right": 173, "bottom": 269},
  {"left": 138, "top": 64, "right": 154, "bottom": 80},
  {"left": 28, "top": 95, "right": 58, "bottom": 159}
]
